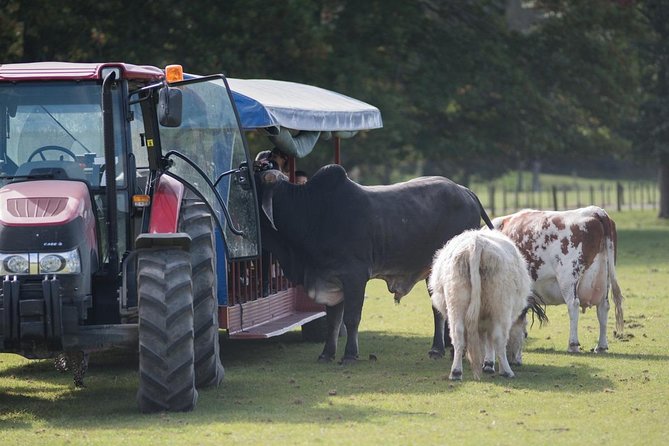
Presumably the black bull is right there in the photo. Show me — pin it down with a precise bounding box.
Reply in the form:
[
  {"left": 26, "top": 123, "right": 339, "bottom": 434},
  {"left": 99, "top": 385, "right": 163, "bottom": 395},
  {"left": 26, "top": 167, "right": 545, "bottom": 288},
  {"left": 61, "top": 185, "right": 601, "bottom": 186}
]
[{"left": 256, "top": 164, "right": 493, "bottom": 363}]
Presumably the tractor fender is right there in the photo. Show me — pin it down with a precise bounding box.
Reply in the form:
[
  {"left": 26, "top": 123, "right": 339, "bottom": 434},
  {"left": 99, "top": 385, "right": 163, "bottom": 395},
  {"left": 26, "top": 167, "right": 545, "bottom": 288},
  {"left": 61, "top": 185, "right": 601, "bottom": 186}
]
[
  {"left": 135, "top": 233, "right": 191, "bottom": 251},
  {"left": 149, "top": 175, "right": 184, "bottom": 233}
]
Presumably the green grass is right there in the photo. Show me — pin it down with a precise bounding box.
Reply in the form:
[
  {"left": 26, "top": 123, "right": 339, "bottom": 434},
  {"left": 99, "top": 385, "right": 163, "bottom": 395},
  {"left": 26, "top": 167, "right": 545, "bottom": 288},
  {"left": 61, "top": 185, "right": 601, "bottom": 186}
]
[{"left": 1, "top": 210, "right": 668, "bottom": 445}]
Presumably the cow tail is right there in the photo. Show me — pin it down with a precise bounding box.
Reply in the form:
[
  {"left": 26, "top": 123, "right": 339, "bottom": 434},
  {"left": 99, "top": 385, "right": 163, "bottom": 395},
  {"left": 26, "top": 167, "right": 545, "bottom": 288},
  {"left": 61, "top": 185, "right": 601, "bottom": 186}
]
[
  {"left": 465, "top": 238, "right": 483, "bottom": 379},
  {"left": 465, "top": 188, "right": 494, "bottom": 229},
  {"left": 606, "top": 219, "right": 624, "bottom": 334}
]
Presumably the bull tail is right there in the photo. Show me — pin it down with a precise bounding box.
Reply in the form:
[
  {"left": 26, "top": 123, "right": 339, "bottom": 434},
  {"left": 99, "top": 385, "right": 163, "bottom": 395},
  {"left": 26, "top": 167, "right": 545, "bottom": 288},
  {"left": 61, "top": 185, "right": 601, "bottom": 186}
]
[
  {"left": 464, "top": 238, "right": 484, "bottom": 379},
  {"left": 479, "top": 206, "right": 494, "bottom": 230},
  {"left": 606, "top": 219, "right": 624, "bottom": 334},
  {"left": 464, "top": 188, "right": 494, "bottom": 229}
]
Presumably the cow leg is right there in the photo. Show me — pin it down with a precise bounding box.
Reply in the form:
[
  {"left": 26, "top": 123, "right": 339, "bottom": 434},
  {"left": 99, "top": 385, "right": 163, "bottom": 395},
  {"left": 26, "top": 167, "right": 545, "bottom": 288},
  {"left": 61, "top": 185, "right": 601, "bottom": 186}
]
[
  {"left": 449, "top": 319, "right": 465, "bottom": 380},
  {"left": 340, "top": 277, "right": 367, "bottom": 364},
  {"left": 482, "top": 332, "right": 495, "bottom": 374},
  {"left": 594, "top": 295, "right": 610, "bottom": 353},
  {"left": 558, "top": 278, "right": 581, "bottom": 353},
  {"left": 318, "top": 302, "right": 344, "bottom": 363},
  {"left": 567, "top": 296, "right": 581, "bottom": 353},
  {"left": 491, "top": 324, "right": 514, "bottom": 378}
]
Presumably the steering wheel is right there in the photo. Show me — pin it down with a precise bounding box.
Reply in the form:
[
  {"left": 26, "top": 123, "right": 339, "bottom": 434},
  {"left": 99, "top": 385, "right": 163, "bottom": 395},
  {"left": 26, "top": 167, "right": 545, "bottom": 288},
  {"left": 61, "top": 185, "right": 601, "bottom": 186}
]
[{"left": 27, "top": 145, "right": 78, "bottom": 162}]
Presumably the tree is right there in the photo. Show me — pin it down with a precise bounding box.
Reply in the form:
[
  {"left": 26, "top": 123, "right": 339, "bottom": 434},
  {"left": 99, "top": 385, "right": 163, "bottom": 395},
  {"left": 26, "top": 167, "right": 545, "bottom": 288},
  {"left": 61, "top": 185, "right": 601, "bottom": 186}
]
[
  {"left": 634, "top": 0, "right": 669, "bottom": 218},
  {"left": 0, "top": 0, "right": 660, "bottom": 196},
  {"left": 513, "top": 1, "right": 644, "bottom": 175}
]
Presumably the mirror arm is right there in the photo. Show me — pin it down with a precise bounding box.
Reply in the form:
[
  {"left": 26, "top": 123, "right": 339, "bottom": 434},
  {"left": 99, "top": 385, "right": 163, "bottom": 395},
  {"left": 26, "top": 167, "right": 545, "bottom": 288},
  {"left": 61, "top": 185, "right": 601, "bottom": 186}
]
[
  {"left": 163, "top": 150, "right": 245, "bottom": 236},
  {"left": 213, "top": 168, "right": 239, "bottom": 188}
]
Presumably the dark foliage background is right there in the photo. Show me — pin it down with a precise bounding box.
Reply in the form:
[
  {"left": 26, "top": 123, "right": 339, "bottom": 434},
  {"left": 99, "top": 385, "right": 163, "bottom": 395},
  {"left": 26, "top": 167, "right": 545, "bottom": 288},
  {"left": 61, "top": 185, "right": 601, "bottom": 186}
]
[{"left": 1, "top": 0, "right": 667, "bottom": 215}]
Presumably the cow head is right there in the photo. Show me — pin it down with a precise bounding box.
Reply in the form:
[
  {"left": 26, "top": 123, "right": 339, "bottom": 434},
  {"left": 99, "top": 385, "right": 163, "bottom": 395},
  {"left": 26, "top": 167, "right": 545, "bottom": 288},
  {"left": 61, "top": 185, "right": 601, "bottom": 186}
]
[
  {"left": 255, "top": 168, "right": 289, "bottom": 231},
  {"left": 507, "top": 314, "right": 528, "bottom": 365},
  {"left": 507, "top": 295, "right": 549, "bottom": 365}
]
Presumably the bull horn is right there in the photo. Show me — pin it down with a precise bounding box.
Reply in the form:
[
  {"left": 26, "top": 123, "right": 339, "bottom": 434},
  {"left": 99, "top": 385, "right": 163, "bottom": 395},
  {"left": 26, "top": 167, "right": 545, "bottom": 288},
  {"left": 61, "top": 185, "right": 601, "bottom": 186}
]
[
  {"left": 260, "top": 170, "right": 283, "bottom": 231},
  {"left": 262, "top": 192, "right": 277, "bottom": 231}
]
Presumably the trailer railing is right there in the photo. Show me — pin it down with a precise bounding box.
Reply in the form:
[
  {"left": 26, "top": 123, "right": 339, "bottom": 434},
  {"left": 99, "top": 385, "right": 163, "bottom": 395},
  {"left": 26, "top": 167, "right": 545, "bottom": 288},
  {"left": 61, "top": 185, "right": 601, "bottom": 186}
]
[{"left": 226, "top": 254, "right": 291, "bottom": 306}]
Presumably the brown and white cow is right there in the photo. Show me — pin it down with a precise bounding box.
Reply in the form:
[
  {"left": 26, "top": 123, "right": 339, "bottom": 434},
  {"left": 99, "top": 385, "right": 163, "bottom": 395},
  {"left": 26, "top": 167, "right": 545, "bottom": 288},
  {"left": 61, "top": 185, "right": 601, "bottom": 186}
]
[
  {"left": 429, "top": 229, "right": 531, "bottom": 380},
  {"left": 492, "top": 206, "right": 624, "bottom": 353}
]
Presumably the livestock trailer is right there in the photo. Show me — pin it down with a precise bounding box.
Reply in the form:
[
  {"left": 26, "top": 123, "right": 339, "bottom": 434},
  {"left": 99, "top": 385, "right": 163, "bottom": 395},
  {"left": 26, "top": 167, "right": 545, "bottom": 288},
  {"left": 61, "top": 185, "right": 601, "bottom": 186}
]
[{"left": 221, "top": 78, "right": 383, "bottom": 340}]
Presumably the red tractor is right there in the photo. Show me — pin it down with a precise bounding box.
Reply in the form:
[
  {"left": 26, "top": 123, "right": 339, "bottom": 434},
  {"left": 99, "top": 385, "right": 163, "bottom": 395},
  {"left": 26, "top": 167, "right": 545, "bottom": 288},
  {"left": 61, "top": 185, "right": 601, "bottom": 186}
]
[{"left": 0, "top": 62, "right": 382, "bottom": 412}]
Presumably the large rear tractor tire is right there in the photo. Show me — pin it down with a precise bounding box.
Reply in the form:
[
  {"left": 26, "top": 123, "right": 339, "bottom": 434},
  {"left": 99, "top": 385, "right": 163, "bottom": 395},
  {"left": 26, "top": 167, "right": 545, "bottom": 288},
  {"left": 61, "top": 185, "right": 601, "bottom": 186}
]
[
  {"left": 180, "top": 193, "right": 225, "bottom": 388},
  {"left": 136, "top": 249, "right": 197, "bottom": 413}
]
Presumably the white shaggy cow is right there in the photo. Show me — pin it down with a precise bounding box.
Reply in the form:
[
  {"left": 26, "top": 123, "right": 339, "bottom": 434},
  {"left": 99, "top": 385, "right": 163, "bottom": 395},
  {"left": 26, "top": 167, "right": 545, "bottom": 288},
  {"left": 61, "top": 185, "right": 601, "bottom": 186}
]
[
  {"left": 492, "top": 206, "right": 624, "bottom": 353},
  {"left": 429, "top": 230, "right": 531, "bottom": 380}
]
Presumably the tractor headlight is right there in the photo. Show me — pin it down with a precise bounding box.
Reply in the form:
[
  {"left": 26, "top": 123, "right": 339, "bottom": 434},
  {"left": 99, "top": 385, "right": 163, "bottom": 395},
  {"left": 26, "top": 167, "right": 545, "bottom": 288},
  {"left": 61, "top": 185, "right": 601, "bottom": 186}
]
[
  {"left": 39, "top": 254, "right": 65, "bottom": 273},
  {"left": 2, "top": 254, "right": 30, "bottom": 274},
  {"left": 39, "top": 249, "right": 81, "bottom": 274},
  {"left": 0, "top": 249, "right": 81, "bottom": 275}
]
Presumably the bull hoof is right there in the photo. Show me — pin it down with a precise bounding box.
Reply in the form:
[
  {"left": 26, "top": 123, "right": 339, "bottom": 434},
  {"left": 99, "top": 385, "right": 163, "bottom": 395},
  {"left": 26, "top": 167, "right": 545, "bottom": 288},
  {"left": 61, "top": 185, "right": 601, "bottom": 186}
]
[
  {"left": 499, "top": 371, "right": 515, "bottom": 379},
  {"left": 449, "top": 370, "right": 463, "bottom": 381},
  {"left": 482, "top": 361, "right": 495, "bottom": 374},
  {"left": 428, "top": 349, "right": 445, "bottom": 360},
  {"left": 568, "top": 343, "right": 581, "bottom": 354},
  {"left": 54, "top": 353, "right": 69, "bottom": 373},
  {"left": 592, "top": 346, "right": 608, "bottom": 354},
  {"left": 339, "top": 355, "right": 358, "bottom": 365},
  {"left": 318, "top": 354, "right": 335, "bottom": 363}
]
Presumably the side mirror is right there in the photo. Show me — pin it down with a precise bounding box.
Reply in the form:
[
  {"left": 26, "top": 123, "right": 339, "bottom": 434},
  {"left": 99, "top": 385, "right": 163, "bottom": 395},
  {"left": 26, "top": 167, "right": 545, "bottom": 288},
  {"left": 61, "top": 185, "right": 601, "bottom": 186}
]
[
  {"left": 1, "top": 93, "right": 18, "bottom": 118},
  {"left": 158, "top": 86, "right": 183, "bottom": 127}
]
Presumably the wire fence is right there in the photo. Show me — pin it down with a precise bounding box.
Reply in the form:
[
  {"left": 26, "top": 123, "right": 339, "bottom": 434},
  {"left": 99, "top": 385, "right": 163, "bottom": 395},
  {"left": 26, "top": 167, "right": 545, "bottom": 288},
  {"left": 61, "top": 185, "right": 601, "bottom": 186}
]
[{"left": 470, "top": 181, "right": 659, "bottom": 217}]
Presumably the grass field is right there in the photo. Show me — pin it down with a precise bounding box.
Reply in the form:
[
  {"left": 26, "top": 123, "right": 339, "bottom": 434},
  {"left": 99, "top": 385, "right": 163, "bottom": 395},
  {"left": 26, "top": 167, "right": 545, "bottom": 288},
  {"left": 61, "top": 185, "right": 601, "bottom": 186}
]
[{"left": 1, "top": 210, "right": 668, "bottom": 445}]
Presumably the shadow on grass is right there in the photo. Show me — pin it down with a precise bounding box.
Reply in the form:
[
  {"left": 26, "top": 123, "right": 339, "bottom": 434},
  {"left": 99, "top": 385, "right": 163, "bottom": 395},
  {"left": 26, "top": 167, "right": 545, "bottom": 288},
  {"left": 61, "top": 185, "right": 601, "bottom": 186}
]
[
  {"left": 527, "top": 346, "right": 669, "bottom": 362},
  {"left": 1, "top": 329, "right": 624, "bottom": 430}
]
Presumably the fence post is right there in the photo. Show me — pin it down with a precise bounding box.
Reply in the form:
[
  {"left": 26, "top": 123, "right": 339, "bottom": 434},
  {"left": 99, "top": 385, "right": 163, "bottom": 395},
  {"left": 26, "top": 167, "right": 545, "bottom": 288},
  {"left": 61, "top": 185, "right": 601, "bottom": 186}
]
[
  {"left": 576, "top": 184, "right": 581, "bottom": 208},
  {"left": 552, "top": 185, "right": 558, "bottom": 211},
  {"left": 488, "top": 184, "right": 496, "bottom": 216},
  {"left": 616, "top": 182, "right": 623, "bottom": 211},
  {"left": 502, "top": 188, "right": 507, "bottom": 214},
  {"left": 562, "top": 187, "right": 568, "bottom": 209},
  {"left": 590, "top": 185, "right": 595, "bottom": 206},
  {"left": 608, "top": 185, "right": 612, "bottom": 209}
]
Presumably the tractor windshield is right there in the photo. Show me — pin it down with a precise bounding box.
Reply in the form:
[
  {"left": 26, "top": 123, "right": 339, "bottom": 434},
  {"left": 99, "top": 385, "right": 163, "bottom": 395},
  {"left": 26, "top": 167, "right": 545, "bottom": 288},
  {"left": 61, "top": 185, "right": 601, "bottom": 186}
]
[
  {"left": 159, "top": 76, "right": 259, "bottom": 259},
  {"left": 0, "top": 82, "right": 124, "bottom": 188}
]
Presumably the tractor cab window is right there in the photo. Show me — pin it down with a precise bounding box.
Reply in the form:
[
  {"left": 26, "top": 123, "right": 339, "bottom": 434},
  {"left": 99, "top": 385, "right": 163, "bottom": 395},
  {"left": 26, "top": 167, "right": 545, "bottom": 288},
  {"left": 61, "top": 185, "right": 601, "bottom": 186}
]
[{"left": 0, "top": 82, "right": 126, "bottom": 188}]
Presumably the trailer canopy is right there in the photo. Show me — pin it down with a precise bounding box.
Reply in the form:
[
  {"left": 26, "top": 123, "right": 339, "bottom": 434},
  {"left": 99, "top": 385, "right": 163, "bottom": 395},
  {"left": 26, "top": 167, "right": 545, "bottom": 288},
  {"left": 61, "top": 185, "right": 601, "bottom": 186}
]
[{"left": 227, "top": 78, "right": 382, "bottom": 158}]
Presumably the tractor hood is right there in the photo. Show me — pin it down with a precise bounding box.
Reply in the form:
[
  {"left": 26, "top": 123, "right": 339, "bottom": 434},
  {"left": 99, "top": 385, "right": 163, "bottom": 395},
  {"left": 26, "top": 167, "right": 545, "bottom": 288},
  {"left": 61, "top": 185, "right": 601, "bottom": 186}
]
[{"left": 0, "top": 180, "right": 92, "bottom": 227}]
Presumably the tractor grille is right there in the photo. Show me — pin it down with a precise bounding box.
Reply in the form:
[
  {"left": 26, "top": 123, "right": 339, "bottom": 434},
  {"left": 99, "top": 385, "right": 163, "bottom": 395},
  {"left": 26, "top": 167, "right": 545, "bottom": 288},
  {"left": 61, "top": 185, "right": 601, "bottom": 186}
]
[{"left": 6, "top": 197, "right": 68, "bottom": 218}]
